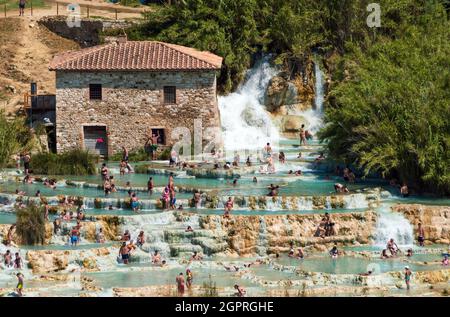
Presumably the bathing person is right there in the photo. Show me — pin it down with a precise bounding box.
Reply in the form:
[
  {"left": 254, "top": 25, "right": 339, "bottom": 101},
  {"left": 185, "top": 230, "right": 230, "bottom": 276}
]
[
  {"left": 404, "top": 266, "right": 412, "bottom": 290},
  {"left": 279, "top": 151, "right": 286, "bottom": 164},
  {"left": 161, "top": 186, "right": 170, "bottom": 209},
  {"left": 14, "top": 252, "right": 22, "bottom": 269},
  {"left": 315, "top": 218, "right": 327, "bottom": 238},
  {"left": 315, "top": 152, "right": 325, "bottom": 164},
  {"left": 16, "top": 273, "right": 24, "bottom": 297},
  {"left": 152, "top": 250, "right": 161, "bottom": 264},
  {"left": 147, "top": 177, "right": 154, "bottom": 195},
  {"left": 288, "top": 242, "right": 295, "bottom": 257},
  {"left": 130, "top": 193, "right": 140, "bottom": 213},
  {"left": 329, "top": 245, "right": 339, "bottom": 258},
  {"left": 224, "top": 197, "right": 233, "bottom": 218},
  {"left": 234, "top": 284, "right": 246, "bottom": 297},
  {"left": 122, "top": 230, "right": 131, "bottom": 242},
  {"left": 246, "top": 156, "right": 252, "bottom": 166},
  {"left": 185, "top": 226, "right": 194, "bottom": 232},
  {"left": 297, "top": 247, "right": 304, "bottom": 259},
  {"left": 23, "top": 153, "right": 31, "bottom": 175},
  {"left": 35, "top": 190, "right": 40, "bottom": 197},
  {"left": 191, "top": 251, "right": 202, "bottom": 261},
  {"left": 442, "top": 255, "right": 449, "bottom": 266},
  {"left": 186, "top": 269, "right": 193, "bottom": 288},
  {"left": 136, "top": 231, "right": 145, "bottom": 247},
  {"left": 70, "top": 227, "right": 79, "bottom": 246},
  {"left": 4, "top": 250, "right": 12, "bottom": 267},
  {"left": 192, "top": 191, "right": 202, "bottom": 208},
  {"left": 299, "top": 124, "right": 307, "bottom": 146},
  {"left": 122, "top": 146, "right": 129, "bottom": 162},
  {"left": 324, "top": 213, "right": 336, "bottom": 236},
  {"left": 343, "top": 167, "right": 350, "bottom": 182},
  {"left": 96, "top": 228, "right": 105, "bottom": 243},
  {"left": 119, "top": 242, "right": 130, "bottom": 264},
  {"left": 253, "top": 176, "right": 258, "bottom": 183},
  {"left": 417, "top": 223, "right": 425, "bottom": 246},
  {"left": 233, "top": 151, "right": 240, "bottom": 167},
  {"left": 15, "top": 189, "right": 26, "bottom": 196},
  {"left": 176, "top": 273, "right": 185, "bottom": 295},
  {"left": 101, "top": 163, "right": 109, "bottom": 181},
  {"left": 406, "top": 249, "right": 413, "bottom": 257},
  {"left": 267, "top": 184, "right": 279, "bottom": 197},
  {"left": 380, "top": 249, "right": 390, "bottom": 259},
  {"left": 400, "top": 183, "right": 409, "bottom": 197},
  {"left": 53, "top": 218, "right": 61, "bottom": 235},
  {"left": 334, "top": 183, "right": 349, "bottom": 193},
  {"left": 263, "top": 143, "right": 272, "bottom": 160},
  {"left": 103, "top": 179, "right": 111, "bottom": 196},
  {"left": 119, "top": 160, "right": 126, "bottom": 176},
  {"left": 387, "top": 238, "right": 399, "bottom": 256},
  {"left": 6, "top": 224, "right": 15, "bottom": 246}
]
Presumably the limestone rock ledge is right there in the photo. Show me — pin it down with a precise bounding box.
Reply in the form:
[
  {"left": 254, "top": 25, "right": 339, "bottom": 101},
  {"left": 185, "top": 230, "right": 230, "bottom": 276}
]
[{"left": 392, "top": 204, "right": 450, "bottom": 244}]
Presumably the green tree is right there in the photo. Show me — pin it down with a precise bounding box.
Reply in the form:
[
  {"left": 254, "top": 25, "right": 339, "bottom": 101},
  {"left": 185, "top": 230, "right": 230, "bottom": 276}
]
[{"left": 16, "top": 203, "right": 46, "bottom": 245}]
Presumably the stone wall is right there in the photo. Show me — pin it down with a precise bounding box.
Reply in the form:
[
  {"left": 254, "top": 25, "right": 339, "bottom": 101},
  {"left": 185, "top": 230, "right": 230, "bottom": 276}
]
[
  {"left": 199, "top": 211, "right": 378, "bottom": 256},
  {"left": 55, "top": 70, "right": 222, "bottom": 156}
]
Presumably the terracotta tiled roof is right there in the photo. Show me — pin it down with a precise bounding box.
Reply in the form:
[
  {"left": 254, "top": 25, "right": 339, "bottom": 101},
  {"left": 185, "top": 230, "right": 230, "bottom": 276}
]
[{"left": 49, "top": 41, "right": 222, "bottom": 71}]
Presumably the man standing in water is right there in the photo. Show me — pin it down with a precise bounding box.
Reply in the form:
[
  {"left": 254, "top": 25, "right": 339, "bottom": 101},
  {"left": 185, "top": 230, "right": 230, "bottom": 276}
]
[
  {"left": 176, "top": 272, "right": 185, "bottom": 295},
  {"left": 404, "top": 266, "right": 412, "bottom": 290},
  {"left": 417, "top": 222, "right": 425, "bottom": 247},
  {"left": 299, "top": 124, "right": 307, "bottom": 146},
  {"left": 16, "top": 273, "right": 24, "bottom": 297}
]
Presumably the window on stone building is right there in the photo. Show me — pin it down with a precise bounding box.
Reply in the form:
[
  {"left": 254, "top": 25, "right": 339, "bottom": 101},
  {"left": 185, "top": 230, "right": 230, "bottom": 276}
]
[
  {"left": 163, "top": 86, "right": 176, "bottom": 104},
  {"left": 89, "top": 84, "right": 102, "bottom": 100},
  {"left": 151, "top": 129, "right": 165, "bottom": 145}
]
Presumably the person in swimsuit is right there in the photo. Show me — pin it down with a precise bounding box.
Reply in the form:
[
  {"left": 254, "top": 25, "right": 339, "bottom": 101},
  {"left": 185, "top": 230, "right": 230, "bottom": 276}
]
[
  {"left": 404, "top": 266, "right": 412, "bottom": 290},
  {"left": 14, "top": 252, "right": 22, "bottom": 269},
  {"left": 119, "top": 242, "right": 130, "bottom": 264},
  {"left": 224, "top": 197, "right": 233, "bottom": 218},
  {"left": 186, "top": 269, "right": 193, "bottom": 289},
  {"left": 234, "top": 284, "right": 246, "bottom": 297},
  {"left": 4, "top": 250, "right": 12, "bottom": 267},
  {"left": 122, "top": 230, "right": 131, "bottom": 242},
  {"left": 101, "top": 163, "right": 108, "bottom": 181},
  {"left": 161, "top": 186, "right": 170, "bottom": 210},
  {"left": 119, "top": 160, "right": 126, "bottom": 176},
  {"left": 334, "top": 183, "right": 349, "bottom": 193},
  {"left": 130, "top": 193, "right": 140, "bottom": 213},
  {"left": 16, "top": 273, "right": 24, "bottom": 297},
  {"left": 297, "top": 248, "right": 304, "bottom": 259},
  {"left": 176, "top": 273, "right": 185, "bottom": 295},
  {"left": 70, "top": 227, "right": 79, "bottom": 246},
  {"left": 400, "top": 183, "right": 409, "bottom": 197},
  {"left": 442, "top": 255, "right": 449, "bottom": 266},
  {"left": 387, "top": 238, "right": 399, "bottom": 256},
  {"left": 152, "top": 250, "right": 161, "bottom": 264},
  {"left": 148, "top": 132, "right": 160, "bottom": 160},
  {"left": 6, "top": 224, "right": 15, "bottom": 246},
  {"left": 380, "top": 249, "right": 390, "bottom": 259},
  {"left": 23, "top": 153, "right": 30, "bottom": 175},
  {"left": 406, "top": 249, "right": 413, "bottom": 257},
  {"left": 288, "top": 242, "right": 295, "bottom": 258},
  {"left": 122, "top": 146, "right": 129, "bottom": 162},
  {"left": 191, "top": 251, "right": 202, "bottom": 261},
  {"left": 329, "top": 246, "right": 339, "bottom": 259},
  {"left": 417, "top": 222, "right": 425, "bottom": 246},
  {"left": 233, "top": 151, "right": 240, "bottom": 167},
  {"left": 299, "top": 124, "right": 307, "bottom": 146},
  {"left": 136, "top": 231, "right": 145, "bottom": 248},
  {"left": 278, "top": 151, "right": 286, "bottom": 164},
  {"left": 96, "top": 228, "right": 105, "bottom": 243},
  {"left": 147, "top": 177, "right": 154, "bottom": 195}
]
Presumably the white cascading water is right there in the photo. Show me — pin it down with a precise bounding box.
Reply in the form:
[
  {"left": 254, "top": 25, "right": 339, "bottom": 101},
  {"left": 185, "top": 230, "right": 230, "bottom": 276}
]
[
  {"left": 218, "top": 57, "right": 280, "bottom": 152},
  {"left": 373, "top": 204, "right": 414, "bottom": 247}
]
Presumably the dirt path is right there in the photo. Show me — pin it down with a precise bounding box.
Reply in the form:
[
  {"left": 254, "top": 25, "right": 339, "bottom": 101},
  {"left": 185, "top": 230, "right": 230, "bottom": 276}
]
[{"left": 0, "top": 17, "right": 79, "bottom": 116}]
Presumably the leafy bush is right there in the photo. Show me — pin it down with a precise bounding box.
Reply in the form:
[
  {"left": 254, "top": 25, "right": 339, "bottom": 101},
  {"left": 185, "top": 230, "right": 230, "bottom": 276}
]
[
  {"left": 15, "top": 203, "right": 46, "bottom": 245},
  {"left": 109, "top": 147, "right": 150, "bottom": 162},
  {"left": 319, "top": 2, "right": 450, "bottom": 195},
  {"left": 31, "top": 149, "right": 99, "bottom": 175}
]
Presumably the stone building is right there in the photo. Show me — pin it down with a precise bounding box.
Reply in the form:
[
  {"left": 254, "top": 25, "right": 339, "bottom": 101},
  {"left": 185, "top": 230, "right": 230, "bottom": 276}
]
[{"left": 49, "top": 40, "right": 222, "bottom": 158}]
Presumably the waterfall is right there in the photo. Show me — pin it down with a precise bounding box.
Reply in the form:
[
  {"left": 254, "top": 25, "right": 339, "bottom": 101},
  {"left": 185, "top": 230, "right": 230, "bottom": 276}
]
[
  {"left": 299, "top": 57, "right": 325, "bottom": 134},
  {"left": 373, "top": 204, "right": 414, "bottom": 247},
  {"left": 218, "top": 57, "right": 280, "bottom": 152}
]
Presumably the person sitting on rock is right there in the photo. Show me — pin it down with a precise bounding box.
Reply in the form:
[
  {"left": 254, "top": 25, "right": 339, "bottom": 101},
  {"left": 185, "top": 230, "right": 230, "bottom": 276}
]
[
  {"left": 119, "top": 242, "right": 130, "bottom": 265},
  {"left": 234, "top": 284, "right": 246, "bottom": 297},
  {"left": 314, "top": 218, "right": 327, "bottom": 238},
  {"left": 190, "top": 251, "right": 202, "bottom": 261},
  {"left": 387, "top": 238, "right": 400, "bottom": 256}
]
